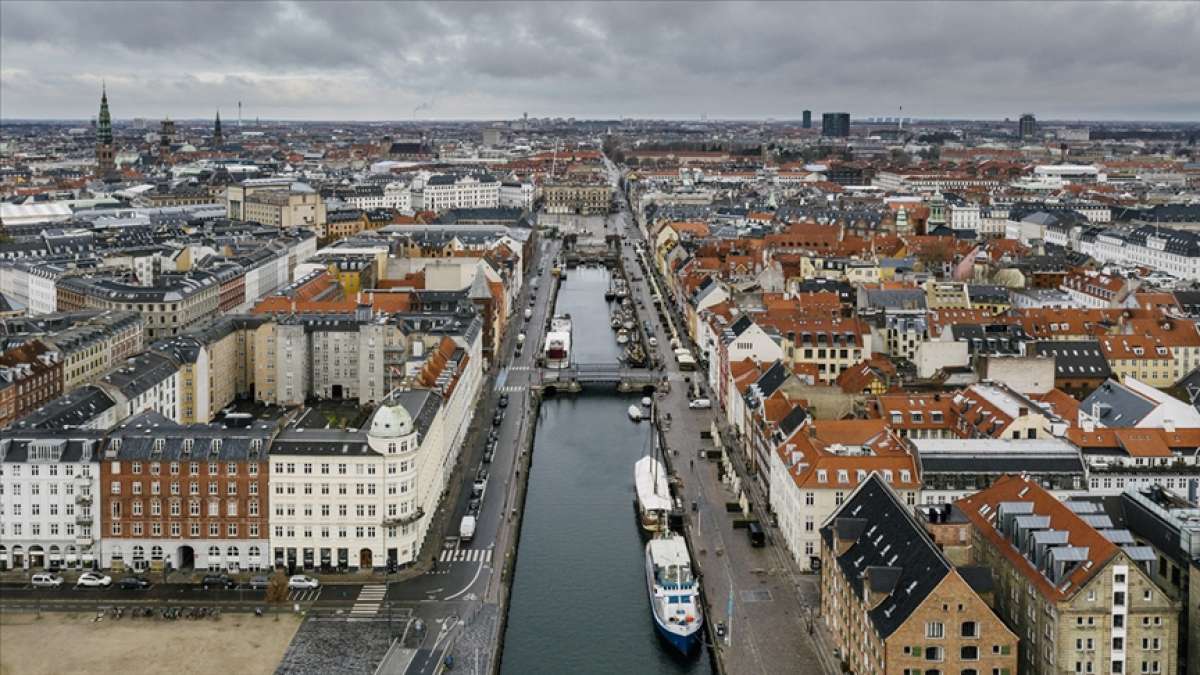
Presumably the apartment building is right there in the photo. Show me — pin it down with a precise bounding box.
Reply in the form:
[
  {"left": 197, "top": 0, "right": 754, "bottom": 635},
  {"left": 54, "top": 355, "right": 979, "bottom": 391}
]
[
  {"left": 57, "top": 274, "right": 220, "bottom": 340},
  {"left": 96, "top": 352, "right": 181, "bottom": 424},
  {"left": 770, "top": 420, "right": 920, "bottom": 571},
  {"left": 779, "top": 318, "right": 872, "bottom": 384},
  {"left": 152, "top": 316, "right": 266, "bottom": 424},
  {"left": 0, "top": 340, "right": 64, "bottom": 428},
  {"left": 959, "top": 476, "right": 1179, "bottom": 675},
  {"left": 820, "top": 473, "right": 1018, "bottom": 675},
  {"left": 99, "top": 414, "right": 273, "bottom": 572},
  {"left": 0, "top": 432, "right": 101, "bottom": 571},
  {"left": 43, "top": 310, "right": 145, "bottom": 391}
]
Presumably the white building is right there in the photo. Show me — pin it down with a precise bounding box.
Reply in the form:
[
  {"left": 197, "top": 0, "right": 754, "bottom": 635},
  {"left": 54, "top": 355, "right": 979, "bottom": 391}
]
[
  {"left": 0, "top": 262, "right": 62, "bottom": 315},
  {"left": 0, "top": 434, "right": 101, "bottom": 571},
  {"left": 383, "top": 182, "right": 412, "bottom": 213},
  {"left": 499, "top": 182, "right": 535, "bottom": 211},
  {"left": 421, "top": 174, "right": 500, "bottom": 213}
]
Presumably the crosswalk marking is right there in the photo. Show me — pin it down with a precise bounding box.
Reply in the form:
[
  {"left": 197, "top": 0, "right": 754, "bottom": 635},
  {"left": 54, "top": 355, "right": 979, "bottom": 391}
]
[
  {"left": 287, "top": 588, "right": 321, "bottom": 603},
  {"left": 498, "top": 385, "right": 524, "bottom": 393},
  {"left": 508, "top": 365, "right": 533, "bottom": 372},
  {"left": 348, "top": 584, "right": 387, "bottom": 616},
  {"left": 438, "top": 548, "right": 493, "bottom": 564}
]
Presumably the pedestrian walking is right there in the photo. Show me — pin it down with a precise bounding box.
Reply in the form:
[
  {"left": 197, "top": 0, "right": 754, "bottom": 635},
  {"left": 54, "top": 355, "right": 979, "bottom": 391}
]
[{"left": 690, "top": 459, "right": 694, "bottom": 471}]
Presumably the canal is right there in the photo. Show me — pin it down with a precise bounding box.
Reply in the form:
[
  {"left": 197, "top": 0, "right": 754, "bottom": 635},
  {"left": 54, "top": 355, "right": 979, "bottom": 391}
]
[
  {"left": 554, "top": 265, "right": 623, "bottom": 365},
  {"left": 501, "top": 267, "right": 711, "bottom": 675}
]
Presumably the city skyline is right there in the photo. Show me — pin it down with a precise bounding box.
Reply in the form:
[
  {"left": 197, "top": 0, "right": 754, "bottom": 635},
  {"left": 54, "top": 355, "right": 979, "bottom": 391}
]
[{"left": 2, "top": 1, "right": 1198, "bottom": 122}]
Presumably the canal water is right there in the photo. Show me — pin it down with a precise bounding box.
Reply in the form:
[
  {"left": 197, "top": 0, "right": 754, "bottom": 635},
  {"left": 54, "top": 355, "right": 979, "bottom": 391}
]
[
  {"left": 555, "top": 266, "right": 623, "bottom": 365},
  {"left": 501, "top": 267, "right": 712, "bottom": 675}
]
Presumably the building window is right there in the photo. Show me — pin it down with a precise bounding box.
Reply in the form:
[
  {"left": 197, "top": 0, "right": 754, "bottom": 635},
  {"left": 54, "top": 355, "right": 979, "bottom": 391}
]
[
  {"left": 961, "top": 621, "right": 978, "bottom": 638},
  {"left": 926, "top": 622, "right": 944, "bottom": 638}
]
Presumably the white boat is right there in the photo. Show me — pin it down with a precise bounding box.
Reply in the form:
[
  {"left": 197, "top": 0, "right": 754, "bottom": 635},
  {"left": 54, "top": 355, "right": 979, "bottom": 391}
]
[
  {"left": 634, "top": 456, "right": 671, "bottom": 533},
  {"left": 617, "top": 329, "right": 630, "bottom": 345},
  {"left": 645, "top": 535, "right": 703, "bottom": 656},
  {"left": 628, "top": 405, "right": 643, "bottom": 422},
  {"left": 544, "top": 315, "right": 572, "bottom": 369},
  {"left": 641, "top": 396, "right": 652, "bottom": 407}
]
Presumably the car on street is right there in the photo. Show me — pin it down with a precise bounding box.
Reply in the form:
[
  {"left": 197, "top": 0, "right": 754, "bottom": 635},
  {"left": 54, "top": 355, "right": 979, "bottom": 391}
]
[
  {"left": 117, "top": 576, "right": 152, "bottom": 590},
  {"left": 688, "top": 398, "right": 712, "bottom": 410},
  {"left": 248, "top": 575, "right": 271, "bottom": 590},
  {"left": 75, "top": 572, "right": 112, "bottom": 588},
  {"left": 467, "top": 497, "right": 482, "bottom": 515},
  {"left": 492, "top": 411, "right": 503, "bottom": 426},
  {"left": 200, "top": 574, "right": 236, "bottom": 590},
  {"left": 288, "top": 575, "right": 320, "bottom": 590},
  {"left": 498, "top": 394, "right": 509, "bottom": 408},
  {"left": 484, "top": 443, "right": 496, "bottom": 463},
  {"left": 31, "top": 573, "right": 64, "bottom": 588},
  {"left": 472, "top": 477, "right": 488, "bottom": 499}
]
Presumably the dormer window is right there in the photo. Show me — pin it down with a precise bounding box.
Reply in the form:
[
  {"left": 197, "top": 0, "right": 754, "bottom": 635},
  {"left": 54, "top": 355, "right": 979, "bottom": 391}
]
[{"left": 816, "top": 469, "right": 828, "bottom": 483}]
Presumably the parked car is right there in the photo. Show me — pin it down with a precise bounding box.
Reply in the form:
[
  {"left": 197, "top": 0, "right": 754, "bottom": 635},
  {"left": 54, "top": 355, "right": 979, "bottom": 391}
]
[
  {"left": 200, "top": 574, "right": 236, "bottom": 590},
  {"left": 75, "top": 572, "right": 112, "bottom": 588},
  {"left": 747, "top": 521, "right": 766, "bottom": 547},
  {"left": 117, "top": 576, "right": 151, "bottom": 590},
  {"left": 498, "top": 394, "right": 509, "bottom": 408},
  {"left": 492, "top": 411, "right": 503, "bottom": 427},
  {"left": 471, "top": 477, "right": 488, "bottom": 499},
  {"left": 248, "top": 575, "right": 271, "bottom": 590},
  {"left": 467, "top": 497, "right": 482, "bottom": 515},
  {"left": 288, "top": 575, "right": 320, "bottom": 590},
  {"left": 688, "top": 398, "right": 712, "bottom": 410},
  {"left": 31, "top": 573, "right": 64, "bottom": 588}
]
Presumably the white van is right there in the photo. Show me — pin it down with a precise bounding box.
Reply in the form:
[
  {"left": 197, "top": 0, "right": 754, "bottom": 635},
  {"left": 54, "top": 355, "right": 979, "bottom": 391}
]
[
  {"left": 688, "top": 398, "right": 712, "bottom": 410},
  {"left": 460, "top": 515, "right": 477, "bottom": 543}
]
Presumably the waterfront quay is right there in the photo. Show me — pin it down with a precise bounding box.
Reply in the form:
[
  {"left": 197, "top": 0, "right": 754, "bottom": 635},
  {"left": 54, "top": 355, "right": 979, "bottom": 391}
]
[{"left": 610, "top": 193, "right": 834, "bottom": 674}]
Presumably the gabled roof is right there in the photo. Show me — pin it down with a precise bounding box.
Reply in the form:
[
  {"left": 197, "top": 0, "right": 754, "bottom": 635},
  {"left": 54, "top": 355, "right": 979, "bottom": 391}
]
[{"left": 820, "top": 474, "right": 951, "bottom": 639}]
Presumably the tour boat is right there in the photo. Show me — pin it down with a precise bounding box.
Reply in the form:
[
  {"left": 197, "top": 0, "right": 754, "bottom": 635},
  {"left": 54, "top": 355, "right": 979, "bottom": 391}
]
[
  {"left": 634, "top": 456, "right": 671, "bottom": 533},
  {"left": 616, "top": 329, "right": 630, "bottom": 345},
  {"left": 628, "top": 405, "right": 643, "bottom": 422},
  {"left": 645, "top": 534, "right": 704, "bottom": 656},
  {"left": 543, "top": 315, "right": 572, "bottom": 369}
]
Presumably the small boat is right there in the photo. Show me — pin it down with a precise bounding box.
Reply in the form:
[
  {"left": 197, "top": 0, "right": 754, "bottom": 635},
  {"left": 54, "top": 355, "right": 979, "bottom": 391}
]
[
  {"left": 646, "top": 534, "right": 703, "bottom": 656},
  {"left": 617, "top": 329, "right": 630, "bottom": 345},
  {"left": 544, "top": 315, "right": 572, "bottom": 370},
  {"left": 625, "top": 344, "right": 647, "bottom": 367},
  {"left": 611, "top": 315, "right": 622, "bottom": 329},
  {"left": 641, "top": 397, "right": 652, "bottom": 407},
  {"left": 628, "top": 405, "right": 643, "bottom": 422},
  {"left": 622, "top": 319, "right": 635, "bottom": 330}
]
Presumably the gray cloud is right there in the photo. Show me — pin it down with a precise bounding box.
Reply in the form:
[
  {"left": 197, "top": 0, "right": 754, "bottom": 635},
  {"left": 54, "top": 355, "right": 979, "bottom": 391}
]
[{"left": 1, "top": 0, "right": 1197, "bottom": 121}]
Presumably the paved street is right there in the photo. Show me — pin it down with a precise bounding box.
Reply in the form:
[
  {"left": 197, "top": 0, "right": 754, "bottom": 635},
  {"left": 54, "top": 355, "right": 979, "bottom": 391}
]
[{"left": 605, "top": 158, "right": 835, "bottom": 675}]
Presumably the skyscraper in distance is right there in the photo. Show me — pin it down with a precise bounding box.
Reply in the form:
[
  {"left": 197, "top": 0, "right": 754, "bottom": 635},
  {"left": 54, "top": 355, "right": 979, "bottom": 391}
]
[
  {"left": 1019, "top": 113, "right": 1037, "bottom": 140},
  {"left": 821, "top": 112, "right": 850, "bottom": 138},
  {"left": 802, "top": 110, "right": 812, "bottom": 129}
]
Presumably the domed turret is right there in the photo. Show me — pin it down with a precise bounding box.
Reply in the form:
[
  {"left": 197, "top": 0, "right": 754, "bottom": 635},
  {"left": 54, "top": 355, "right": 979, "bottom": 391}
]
[{"left": 368, "top": 400, "right": 413, "bottom": 438}]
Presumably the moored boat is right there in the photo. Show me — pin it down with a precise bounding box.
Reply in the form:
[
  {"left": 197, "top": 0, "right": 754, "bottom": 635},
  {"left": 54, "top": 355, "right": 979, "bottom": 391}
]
[
  {"left": 634, "top": 456, "right": 670, "bottom": 533},
  {"left": 544, "top": 315, "right": 572, "bottom": 369},
  {"left": 645, "top": 534, "right": 703, "bottom": 656},
  {"left": 628, "top": 404, "right": 643, "bottom": 422}
]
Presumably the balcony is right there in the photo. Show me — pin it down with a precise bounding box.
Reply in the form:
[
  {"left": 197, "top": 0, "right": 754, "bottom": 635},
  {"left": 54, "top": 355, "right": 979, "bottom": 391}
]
[
  {"left": 75, "top": 514, "right": 93, "bottom": 526},
  {"left": 383, "top": 508, "right": 424, "bottom": 528},
  {"left": 75, "top": 494, "right": 92, "bottom": 506},
  {"left": 75, "top": 536, "right": 92, "bottom": 547}
]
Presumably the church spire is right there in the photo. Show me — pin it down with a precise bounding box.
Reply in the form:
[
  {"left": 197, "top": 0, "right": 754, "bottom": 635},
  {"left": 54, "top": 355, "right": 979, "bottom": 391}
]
[
  {"left": 213, "top": 109, "right": 224, "bottom": 147},
  {"left": 95, "top": 84, "right": 115, "bottom": 177}
]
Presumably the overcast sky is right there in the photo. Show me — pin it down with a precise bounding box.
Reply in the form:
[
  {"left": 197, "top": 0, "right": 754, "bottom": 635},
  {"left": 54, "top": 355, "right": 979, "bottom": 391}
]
[{"left": 2, "top": 1, "right": 1198, "bottom": 122}]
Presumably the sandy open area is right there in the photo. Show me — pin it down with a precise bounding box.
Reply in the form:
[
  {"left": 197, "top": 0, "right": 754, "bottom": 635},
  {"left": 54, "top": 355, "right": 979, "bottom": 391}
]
[{"left": 0, "top": 611, "right": 302, "bottom": 675}]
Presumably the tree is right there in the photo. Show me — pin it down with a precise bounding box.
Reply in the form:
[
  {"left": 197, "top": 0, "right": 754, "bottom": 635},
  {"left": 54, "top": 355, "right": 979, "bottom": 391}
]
[{"left": 266, "top": 570, "right": 289, "bottom": 604}]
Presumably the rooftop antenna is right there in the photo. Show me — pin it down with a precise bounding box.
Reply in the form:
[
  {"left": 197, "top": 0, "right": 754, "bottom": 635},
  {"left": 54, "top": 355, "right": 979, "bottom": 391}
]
[
  {"left": 238, "top": 101, "right": 242, "bottom": 128},
  {"left": 898, "top": 105, "right": 903, "bottom": 132}
]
